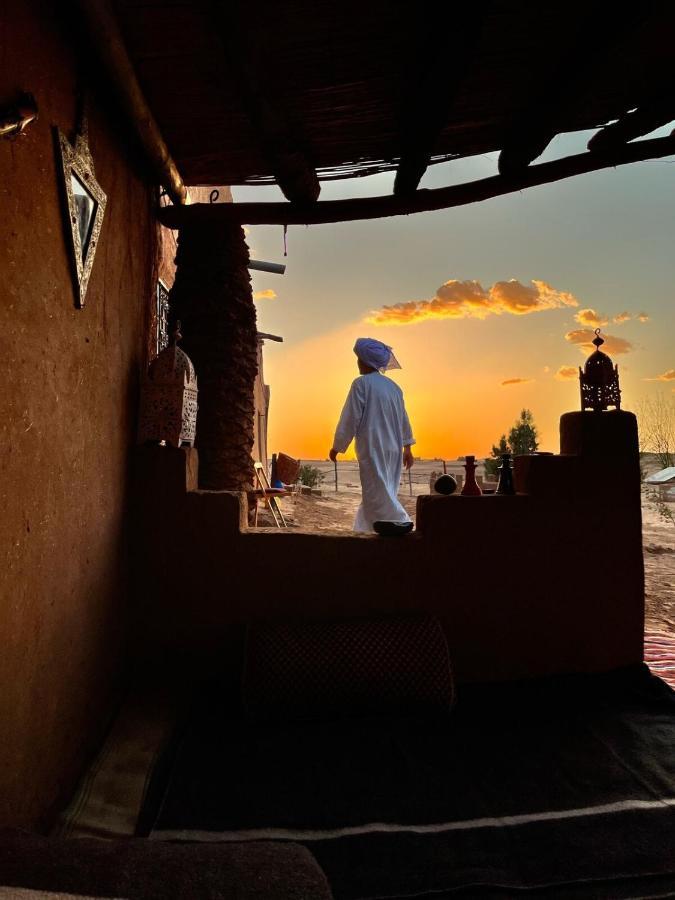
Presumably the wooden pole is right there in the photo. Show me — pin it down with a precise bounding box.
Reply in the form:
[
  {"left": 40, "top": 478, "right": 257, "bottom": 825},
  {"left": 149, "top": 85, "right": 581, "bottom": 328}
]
[
  {"left": 73, "top": 0, "right": 187, "bottom": 206},
  {"left": 334, "top": 460, "right": 338, "bottom": 493},
  {"left": 157, "top": 136, "right": 675, "bottom": 228}
]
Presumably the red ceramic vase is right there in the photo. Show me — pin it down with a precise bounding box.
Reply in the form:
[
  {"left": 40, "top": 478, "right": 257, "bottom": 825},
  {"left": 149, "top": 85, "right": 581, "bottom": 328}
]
[{"left": 461, "top": 455, "right": 483, "bottom": 496}]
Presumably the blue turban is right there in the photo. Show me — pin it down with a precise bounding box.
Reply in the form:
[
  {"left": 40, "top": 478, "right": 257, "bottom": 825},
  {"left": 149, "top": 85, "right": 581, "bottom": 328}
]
[{"left": 353, "top": 338, "right": 401, "bottom": 372}]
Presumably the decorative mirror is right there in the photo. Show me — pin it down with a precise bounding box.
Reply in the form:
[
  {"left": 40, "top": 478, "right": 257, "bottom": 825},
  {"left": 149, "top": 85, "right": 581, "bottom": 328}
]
[{"left": 55, "top": 120, "right": 106, "bottom": 308}]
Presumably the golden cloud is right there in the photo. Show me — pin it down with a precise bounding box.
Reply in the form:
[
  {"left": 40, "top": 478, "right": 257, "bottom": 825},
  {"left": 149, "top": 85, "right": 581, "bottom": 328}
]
[
  {"left": 501, "top": 377, "right": 532, "bottom": 386},
  {"left": 612, "top": 311, "right": 650, "bottom": 325},
  {"left": 365, "top": 279, "right": 579, "bottom": 326},
  {"left": 253, "top": 289, "right": 277, "bottom": 300},
  {"left": 564, "top": 329, "right": 633, "bottom": 355},
  {"left": 555, "top": 365, "right": 579, "bottom": 380},
  {"left": 646, "top": 369, "right": 675, "bottom": 382},
  {"left": 575, "top": 308, "right": 608, "bottom": 328}
]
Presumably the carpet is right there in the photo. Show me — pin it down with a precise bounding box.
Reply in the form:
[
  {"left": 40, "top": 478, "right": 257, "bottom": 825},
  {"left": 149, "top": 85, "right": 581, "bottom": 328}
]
[{"left": 146, "top": 665, "right": 675, "bottom": 899}]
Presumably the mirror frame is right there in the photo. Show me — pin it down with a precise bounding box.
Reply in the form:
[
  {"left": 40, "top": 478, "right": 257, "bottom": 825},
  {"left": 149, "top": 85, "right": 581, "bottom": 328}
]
[{"left": 56, "top": 126, "right": 107, "bottom": 308}]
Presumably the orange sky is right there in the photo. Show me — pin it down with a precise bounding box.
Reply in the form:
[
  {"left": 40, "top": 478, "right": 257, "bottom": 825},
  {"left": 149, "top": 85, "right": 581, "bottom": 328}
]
[
  {"left": 241, "top": 128, "right": 675, "bottom": 462},
  {"left": 259, "top": 312, "right": 657, "bottom": 460}
]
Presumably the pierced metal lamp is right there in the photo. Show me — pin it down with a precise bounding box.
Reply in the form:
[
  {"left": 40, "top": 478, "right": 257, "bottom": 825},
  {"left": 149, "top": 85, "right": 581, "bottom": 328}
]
[
  {"left": 137, "top": 321, "right": 198, "bottom": 447},
  {"left": 579, "top": 329, "right": 621, "bottom": 412}
]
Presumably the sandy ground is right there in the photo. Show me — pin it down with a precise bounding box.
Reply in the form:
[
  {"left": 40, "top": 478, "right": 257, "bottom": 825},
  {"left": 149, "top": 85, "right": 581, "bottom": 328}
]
[{"left": 259, "top": 460, "right": 675, "bottom": 634}]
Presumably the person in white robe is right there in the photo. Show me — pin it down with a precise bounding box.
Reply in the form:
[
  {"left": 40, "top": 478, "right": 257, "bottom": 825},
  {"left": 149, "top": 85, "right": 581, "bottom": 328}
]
[{"left": 330, "top": 338, "right": 415, "bottom": 533}]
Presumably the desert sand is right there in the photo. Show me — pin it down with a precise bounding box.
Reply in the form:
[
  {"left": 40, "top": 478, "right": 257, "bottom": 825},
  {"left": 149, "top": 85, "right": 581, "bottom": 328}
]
[{"left": 260, "top": 460, "right": 675, "bottom": 634}]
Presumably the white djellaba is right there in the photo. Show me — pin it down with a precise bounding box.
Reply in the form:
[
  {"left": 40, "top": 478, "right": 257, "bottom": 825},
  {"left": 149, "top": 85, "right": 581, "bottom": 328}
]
[{"left": 332, "top": 338, "right": 415, "bottom": 533}]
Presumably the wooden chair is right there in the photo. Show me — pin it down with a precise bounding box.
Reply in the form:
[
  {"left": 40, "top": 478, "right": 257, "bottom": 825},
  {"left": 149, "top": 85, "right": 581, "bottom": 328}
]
[{"left": 252, "top": 461, "right": 288, "bottom": 528}]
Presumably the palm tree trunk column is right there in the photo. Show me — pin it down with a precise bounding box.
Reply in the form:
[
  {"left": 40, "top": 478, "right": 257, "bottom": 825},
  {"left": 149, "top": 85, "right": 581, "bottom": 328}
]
[{"left": 168, "top": 222, "right": 258, "bottom": 491}]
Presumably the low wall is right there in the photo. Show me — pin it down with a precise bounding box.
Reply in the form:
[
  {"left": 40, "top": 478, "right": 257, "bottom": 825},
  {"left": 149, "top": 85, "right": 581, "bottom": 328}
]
[{"left": 132, "top": 411, "right": 643, "bottom": 684}]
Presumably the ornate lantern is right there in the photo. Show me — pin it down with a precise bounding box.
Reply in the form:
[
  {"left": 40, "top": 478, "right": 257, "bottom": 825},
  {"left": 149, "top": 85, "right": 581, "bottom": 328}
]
[
  {"left": 138, "top": 321, "right": 198, "bottom": 447},
  {"left": 579, "top": 329, "right": 621, "bottom": 412}
]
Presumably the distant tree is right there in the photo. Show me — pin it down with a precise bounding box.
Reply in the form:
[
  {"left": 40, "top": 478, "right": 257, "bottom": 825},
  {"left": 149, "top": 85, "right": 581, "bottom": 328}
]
[
  {"left": 484, "top": 435, "right": 508, "bottom": 478},
  {"left": 508, "top": 409, "right": 539, "bottom": 456},
  {"left": 484, "top": 410, "right": 539, "bottom": 477},
  {"left": 637, "top": 395, "right": 675, "bottom": 471},
  {"left": 637, "top": 394, "right": 675, "bottom": 528}
]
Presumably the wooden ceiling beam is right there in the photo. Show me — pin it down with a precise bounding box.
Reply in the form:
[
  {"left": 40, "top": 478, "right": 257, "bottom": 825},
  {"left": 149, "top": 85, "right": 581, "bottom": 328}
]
[
  {"left": 73, "top": 0, "right": 187, "bottom": 205},
  {"left": 393, "top": 7, "right": 486, "bottom": 197},
  {"left": 209, "top": 1, "right": 320, "bottom": 205},
  {"left": 588, "top": 97, "right": 675, "bottom": 153},
  {"left": 157, "top": 135, "right": 675, "bottom": 228},
  {"left": 498, "top": 7, "right": 658, "bottom": 178}
]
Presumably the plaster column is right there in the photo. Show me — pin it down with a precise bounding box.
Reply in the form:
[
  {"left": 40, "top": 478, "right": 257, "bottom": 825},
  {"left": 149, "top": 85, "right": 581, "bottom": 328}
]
[
  {"left": 560, "top": 409, "right": 641, "bottom": 503},
  {"left": 168, "top": 223, "right": 258, "bottom": 491}
]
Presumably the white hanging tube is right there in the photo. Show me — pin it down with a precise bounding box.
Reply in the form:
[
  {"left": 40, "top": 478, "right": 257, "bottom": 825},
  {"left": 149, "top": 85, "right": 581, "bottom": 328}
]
[{"left": 249, "top": 259, "right": 286, "bottom": 274}]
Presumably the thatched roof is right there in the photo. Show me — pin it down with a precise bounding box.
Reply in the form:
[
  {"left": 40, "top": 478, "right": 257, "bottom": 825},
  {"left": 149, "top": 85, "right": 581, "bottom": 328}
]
[{"left": 82, "top": 1, "right": 675, "bottom": 218}]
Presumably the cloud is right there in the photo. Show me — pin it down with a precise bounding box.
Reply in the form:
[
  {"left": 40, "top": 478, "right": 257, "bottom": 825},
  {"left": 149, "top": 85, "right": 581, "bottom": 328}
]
[
  {"left": 555, "top": 365, "right": 578, "bottom": 380},
  {"left": 612, "top": 311, "right": 650, "bottom": 324},
  {"left": 564, "top": 329, "right": 634, "bottom": 355},
  {"left": 365, "top": 278, "right": 579, "bottom": 326},
  {"left": 646, "top": 369, "right": 675, "bottom": 382},
  {"left": 501, "top": 377, "right": 533, "bottom": 386},
  {"left": 575, "top": 308, "right": 608, "bottom": 328},
  {"left": 253, "top": 289, "right": 277, "bottom": 300}
]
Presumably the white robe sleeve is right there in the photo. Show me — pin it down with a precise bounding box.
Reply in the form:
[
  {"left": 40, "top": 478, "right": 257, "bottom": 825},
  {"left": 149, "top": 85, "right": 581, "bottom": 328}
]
[
  {"left": 333, "top": 378, "right": 366, "bottom": 453},
  {"left": 401, "top": 400, "right": 415, "bottom": 447}
]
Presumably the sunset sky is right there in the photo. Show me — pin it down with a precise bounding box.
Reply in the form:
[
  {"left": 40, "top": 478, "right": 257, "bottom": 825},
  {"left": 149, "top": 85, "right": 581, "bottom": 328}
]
[{"left": 237, "top": 127, "right": 675, "bottom": 461}]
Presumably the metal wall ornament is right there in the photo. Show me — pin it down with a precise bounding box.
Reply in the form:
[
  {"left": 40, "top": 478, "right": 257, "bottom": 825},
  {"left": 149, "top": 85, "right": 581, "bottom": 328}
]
[
  {"left": 55, "top": 119, "right": 107, "bottom": 308},
  {"left": 156, "top": 279, "right": 171, "bottom": 356},
  {"left": 0, "top": 91, "right": 38, "bottom": 139},
  {"left": 579, "top": 329, "right": 621, "bottom": 412},
  {"left": 137, "top": 321, "right": 198, "bottom": 448}
]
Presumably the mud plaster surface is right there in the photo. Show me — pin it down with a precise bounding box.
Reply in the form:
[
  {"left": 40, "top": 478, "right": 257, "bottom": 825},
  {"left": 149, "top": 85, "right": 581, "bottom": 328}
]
[{"left": 261, "top": 488, "right": 675, "bottom": 635}]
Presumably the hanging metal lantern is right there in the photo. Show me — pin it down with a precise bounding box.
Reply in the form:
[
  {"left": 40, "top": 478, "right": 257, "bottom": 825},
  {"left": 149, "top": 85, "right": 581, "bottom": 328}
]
[
  {"left": 137, "top": 321, "right": 198, "bottom": 447},
  {"left": 579, "top": 329, "right": 621, "bottom": 412}
]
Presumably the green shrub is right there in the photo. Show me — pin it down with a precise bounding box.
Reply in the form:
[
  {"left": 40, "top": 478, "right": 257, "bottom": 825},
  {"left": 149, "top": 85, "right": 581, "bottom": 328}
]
[{"left": 298, "top": 464, "right": 325, "bottom": 488}]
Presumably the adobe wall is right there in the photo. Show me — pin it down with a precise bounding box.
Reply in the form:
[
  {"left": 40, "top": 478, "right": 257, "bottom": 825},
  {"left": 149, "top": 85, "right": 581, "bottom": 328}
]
[
  {"left": 150, "top": 187, "right": 233, "bottom": 360},
  {"left": 133, "top": 411, "right": 644, "bottom": 687},
  {"left": 0, "top": 0, "right": 155, "bottom": 826}
]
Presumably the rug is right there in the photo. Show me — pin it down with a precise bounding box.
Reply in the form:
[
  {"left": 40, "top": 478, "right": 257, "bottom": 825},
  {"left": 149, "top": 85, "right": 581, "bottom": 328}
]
[
  {"left": 146, "top": 665, "right": 675, "bottom": 899},
  {"left": 645, "top": 630, "right": 675, "bottom": 689}
]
